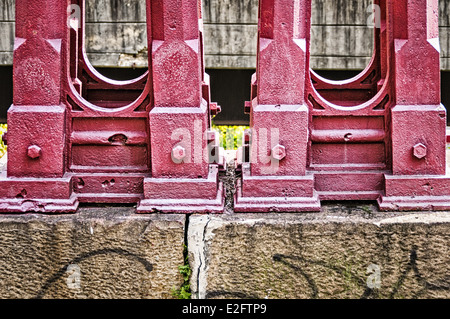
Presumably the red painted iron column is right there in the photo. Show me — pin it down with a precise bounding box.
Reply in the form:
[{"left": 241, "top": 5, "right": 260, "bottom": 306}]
[
  {"left": 0, "top": 0, "right": 78, "bottom": 212},
  {"left": 236, "top": 0, "right": 449, "bottom": 212},
  {"left": 378, "top": 0, "right": 450, "bottom": 210},
  {"left": 234, "top": 0, "right": 320, "bottom": 212},
  {"left": 137, "top": 0, "right": 224, "bottom": 213},
  {"left": 0, "top": 0, "right": 223, "bottom": 213}
]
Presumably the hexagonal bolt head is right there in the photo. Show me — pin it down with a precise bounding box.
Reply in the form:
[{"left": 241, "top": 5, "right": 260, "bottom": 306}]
[
  {"left": 271, "top": 144, "right": 286, "bottom": 161},
  {"left": 171, "top": 145, "right": 187, "bottom": 162},
  {"left": 27, "top": 145, "right": 42, "bottom": 159},
  {"left": 413, "top": 143, "right": 427, "bottom": 159}
]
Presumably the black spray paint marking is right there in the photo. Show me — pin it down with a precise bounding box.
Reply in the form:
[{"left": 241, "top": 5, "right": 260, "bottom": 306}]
[{"left": 35, "top": 248, "right": 153, "bottom": 299}]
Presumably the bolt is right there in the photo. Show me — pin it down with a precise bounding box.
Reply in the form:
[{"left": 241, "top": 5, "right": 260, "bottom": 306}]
[
  {"left": 1, "top": 131, "right": 7, "bottom": 145},
  {"left": 244, "top": 129, "right": 252, "bottom": 143},
  {"left": 271, "top": 144, "right": 286, "bottom": 161},
  {"left": 206, "top": 130, "right": 217, "bottom": 142},
  {"left": 210, "top": 102, "right": 221, "bottom": 116},
  {"left": 172, "top": 145, "right": 186, "bottom": 162},
  {"left": 27, "top": 145, "right": 42, "bottom": 159},
  {"left": 413, "top": 143, "right": 427, "bottom": 159},
  {"left": 244, "top": 101, "right": 252, "bottom": 114}
]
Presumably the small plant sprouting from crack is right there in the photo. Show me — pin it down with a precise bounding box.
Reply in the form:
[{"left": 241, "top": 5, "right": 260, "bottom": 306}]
[
  {"left": 172, "top": 245, "right": 192, "bottom": 299},
  {"left": 173, "top": 264, "right": 192, "bottom": 299}
]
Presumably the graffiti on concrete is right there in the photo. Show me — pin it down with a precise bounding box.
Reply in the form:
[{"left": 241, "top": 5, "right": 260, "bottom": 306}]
[
  {"left": 35, "top": 248, "right": 153, "bottom": 299},
  {"left": 272, "top": 253, "right": 374, "bottom": 298},
  {"left": 388, "top": 246, "right": 450, "bottom": 298},
  {"left": 204, "top": 245, "right": 449, "bottom": 299},
  {"left": 273, "top": 245, "right": 449, "bottom": 299}
]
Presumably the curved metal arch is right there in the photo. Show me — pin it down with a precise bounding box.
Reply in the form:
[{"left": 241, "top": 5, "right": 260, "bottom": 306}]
[
  {"left": 66, "top": 0, "right": 151, "bottom": 111},
  {"left": 308, "top": 0, "right": 388, "bottom": 107}
]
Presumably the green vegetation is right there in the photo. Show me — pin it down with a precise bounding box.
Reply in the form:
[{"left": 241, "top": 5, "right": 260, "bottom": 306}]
[
  {"left": 172, "top": 245, "right": 192, "bottom": 299},
  {"left": 0, "top": 124, "right": 6, "bottom": 158},
  {"left": 360, "top": 205, "right": 373, "bottom": 215},
  {"left": 212, "top": 125, "right": 249, "bottom": 150},
  {"left": 172, "top": 264, "right": 192, "bottom": 299}
]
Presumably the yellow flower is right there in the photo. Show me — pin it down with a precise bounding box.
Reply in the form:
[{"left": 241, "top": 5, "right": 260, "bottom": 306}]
[{"left": 211, "top": 124, "right": 249, "bottom": 150}]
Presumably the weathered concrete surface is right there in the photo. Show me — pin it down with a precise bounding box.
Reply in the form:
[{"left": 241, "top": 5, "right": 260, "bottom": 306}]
[
  {"left": 0, "top": 207, "right": 186, "bottom": 299},
  {"left": 188, "top": 206, "right": 450, "bottom": 299}
]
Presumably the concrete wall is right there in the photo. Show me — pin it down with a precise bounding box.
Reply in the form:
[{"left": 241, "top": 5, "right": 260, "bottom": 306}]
[
  {"left": 0, "top": 0, "right": 449, "bottom": 70},
  {"left": 188, "top": 209, "right": 450, "bottom": 299},
  {"left": 0, "top": 204, "right": 448, "bottom": 299},
  {"left": 0, "top": 207, "right": 186, "bottom": 298}
]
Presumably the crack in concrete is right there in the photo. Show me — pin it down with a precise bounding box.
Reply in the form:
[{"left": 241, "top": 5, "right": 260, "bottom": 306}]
[{"left": 187, "top": 214, "right": 212, "bottom": 299}]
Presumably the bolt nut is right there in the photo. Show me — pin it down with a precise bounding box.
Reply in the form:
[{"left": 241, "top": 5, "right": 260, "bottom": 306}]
[
  {"left": 27, "top": 145, "right": 42, "bottom": 159},
  {"left": 413, "top": 143, "right": 427, "bottom": 159},
  {"left": 172, "top": 145, "right": 187, "bottom": 162},
  {"left": 244, "top": 101, "right": 252, "bottom": 114},
  {"left": 210, "top": 102, "right": 221, "bottom": 116},
  {"left": 271, "top": 144, "right": 286, "bottom": 160},
  {"left": 1, "top": 131, "right": 7, "bottom": 145}
]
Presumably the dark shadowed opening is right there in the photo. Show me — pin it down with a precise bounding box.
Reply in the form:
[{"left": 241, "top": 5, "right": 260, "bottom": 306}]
[{"left": 208, "top": 69, "right": 252, "bottom": 126}]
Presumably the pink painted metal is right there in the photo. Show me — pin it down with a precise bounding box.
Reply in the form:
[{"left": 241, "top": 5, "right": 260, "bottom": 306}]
[
  {"left": 0, "top": 0, "right": 224, "bottom": 213},
  {"left": 235, "top": 0, "right": 450, "bottom": 212}
]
